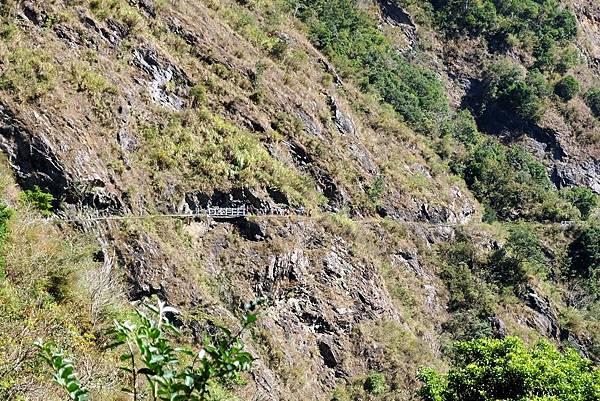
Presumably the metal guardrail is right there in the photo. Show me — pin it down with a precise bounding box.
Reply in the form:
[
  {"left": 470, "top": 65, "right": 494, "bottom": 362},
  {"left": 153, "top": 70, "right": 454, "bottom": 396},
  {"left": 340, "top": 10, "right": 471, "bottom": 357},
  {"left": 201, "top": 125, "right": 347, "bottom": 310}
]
[{"left": 205, "top": 206, "right": 247, "bottom": 218}]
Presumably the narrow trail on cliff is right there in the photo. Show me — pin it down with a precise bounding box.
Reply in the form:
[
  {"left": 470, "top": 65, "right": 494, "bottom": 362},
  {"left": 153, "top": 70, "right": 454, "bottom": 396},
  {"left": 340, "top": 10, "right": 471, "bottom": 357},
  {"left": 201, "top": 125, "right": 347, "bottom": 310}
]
[{"left": 37, "top": 207, "right": 579, "bottom": 229}]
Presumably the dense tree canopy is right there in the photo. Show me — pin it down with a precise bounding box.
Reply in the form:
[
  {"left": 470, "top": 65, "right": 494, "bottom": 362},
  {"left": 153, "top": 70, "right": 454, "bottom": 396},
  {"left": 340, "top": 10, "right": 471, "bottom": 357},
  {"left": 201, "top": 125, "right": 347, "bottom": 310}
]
[{"left": 419, "top": 337, "right": 600, "bottom": 401}]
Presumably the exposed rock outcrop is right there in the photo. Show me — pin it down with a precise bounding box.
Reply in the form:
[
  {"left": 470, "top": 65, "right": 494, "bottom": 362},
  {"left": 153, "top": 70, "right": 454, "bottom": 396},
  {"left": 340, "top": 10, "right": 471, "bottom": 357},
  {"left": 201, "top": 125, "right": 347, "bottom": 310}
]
[
  {"left": 0, "top": 103, "right": 70, "bottom": 199},
  {"left": 132, "top": 47, "right": 191, "bottom": 110}
]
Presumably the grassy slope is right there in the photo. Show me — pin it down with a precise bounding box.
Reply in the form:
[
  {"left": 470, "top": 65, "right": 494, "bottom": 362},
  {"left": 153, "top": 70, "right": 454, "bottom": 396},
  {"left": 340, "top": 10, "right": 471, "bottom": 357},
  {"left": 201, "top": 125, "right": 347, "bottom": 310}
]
[{"left": 0, "top": 1, "right": 598, "bottom": 400}]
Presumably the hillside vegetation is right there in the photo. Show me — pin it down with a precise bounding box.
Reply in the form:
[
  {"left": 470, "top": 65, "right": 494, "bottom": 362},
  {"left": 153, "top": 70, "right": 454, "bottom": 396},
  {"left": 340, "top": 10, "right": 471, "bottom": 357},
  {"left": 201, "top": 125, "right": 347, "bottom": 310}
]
[{"left": 0, "top": 0, "right": 599, "bottom": 400}]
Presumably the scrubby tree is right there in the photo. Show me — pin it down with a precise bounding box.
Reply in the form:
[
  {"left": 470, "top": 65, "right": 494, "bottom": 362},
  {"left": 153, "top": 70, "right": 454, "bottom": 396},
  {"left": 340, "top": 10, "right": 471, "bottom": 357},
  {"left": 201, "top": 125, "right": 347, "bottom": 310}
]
[
  {"left": 482, "top": 62, "right": 550, "bottom": 123},
  {"left": 435, "top": 0, "right": 498, "bottom": 35},
  {"left": 443, "top": 109, "right": 481, "bottom": 147},
  {"left": 418, "top": 336, "right": 600, "bottom": 401},
  {"left": 458, "top": 138, "right": 574, "bottom": 222},
  {"left": 585, "top": 88, "right": 600, "bottom": 118},
  {"left": 569, "top": 224, "right": 600, "bottom": 280},
  {"left": 487, "top": 223, "right": 546, "bottom": 287},
  {"left": 561, "top": 187, "right": 598, "bottom": 220},
  {"left": 554, "top": 75, "right": 580, "bottom": 101}
]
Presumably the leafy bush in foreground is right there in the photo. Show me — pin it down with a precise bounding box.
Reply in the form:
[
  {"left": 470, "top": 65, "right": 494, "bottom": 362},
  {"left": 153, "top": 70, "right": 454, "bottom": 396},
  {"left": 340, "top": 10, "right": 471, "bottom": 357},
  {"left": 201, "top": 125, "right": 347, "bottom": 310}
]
[
  {"left": 37, "top": 299, "right": 262, "bottom": 401},
  {"left": 418, "top": 336, "right": 600, "bottom": 401},
  {"left": 36, "top": 342, "right": 88, "bottom": 401}
]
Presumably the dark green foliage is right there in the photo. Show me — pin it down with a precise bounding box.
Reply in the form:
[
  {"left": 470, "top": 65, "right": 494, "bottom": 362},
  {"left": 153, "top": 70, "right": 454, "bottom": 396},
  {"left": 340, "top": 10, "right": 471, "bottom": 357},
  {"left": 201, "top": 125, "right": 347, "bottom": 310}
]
[
  {"left": 430, "top": 0, "right": 578, "bottom": 71},
  {"left": 585, "top": 88, "right": 600, "bottom": 118},
  {"left": 488, "top": 224, "right": 546, "bottom": 287},
  {"left": 432, "top": 0, "right": 498, "bottom": 35},
  {"left": 21, "top": 185, "right": 54, "bottom": 216},
  {"left": 561, "top": 187, "right": 598, "bottom": 220},
  {"left": 482, "top": 62, "right": 550, "bottom": 122},
  {"left": 504, "top": 224, "right": 545, "bottom": 265},
  {"left": 457, "top": 138, "right": 572, "bottom": 221},
  {"left": 293, "top": 0, "right": 448, "bottom": 130},
  {"left": 437, "top": 238, "right": 497, "bottom": 340},
  {"left": 441, "top": 261, "right": 493, "bottom": 314},
  {"left": 569, "top": 224, "right": 600, "bottom": 280},
  {"left": 363, "top": 372, "right": 387, "bottom": 395},
  {"left": 418, "top": 337, "right": 600, "bottom": 401},
  {"left": 554, "top": 75, "right": 580, "bottom": 101},
  {"left": 0, "top": 203, "right": 11, "bottom": 236},
  {"left": 443, "top": 109, "right": 481, "bottom": 147}
]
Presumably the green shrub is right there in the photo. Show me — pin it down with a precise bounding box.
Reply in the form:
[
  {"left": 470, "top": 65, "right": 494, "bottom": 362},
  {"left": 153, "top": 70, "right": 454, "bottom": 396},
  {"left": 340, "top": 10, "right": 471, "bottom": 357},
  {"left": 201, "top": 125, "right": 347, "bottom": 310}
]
[
  {"left": 554, "top": 75, "right": 580, "bottom": 101},
  {"left": 482, "top": 62, "right": 550, "bottom": 122},
  {"left": 487, "top": 223, "right": 546, "bottom": 287},
  {"left": 418, "top": 337, "right": 600, "bottom": 401},
  {"left": 20, "top": 186, "right": 54, "bottom": 216},
  {"left": 561, "top": 186, "right": 598, "bottom": 220},
  {"left": 0, "top": 203, "right": 12, "bottom": 243},
  {"left": 364, "top": 372, "right": 387, "bottom": 395},
  {"left": 444, "top": 109, "right": 481, "bottom": 147},
  {"left": 437, "top": 238, "right": 497, "bottom": 340},
  {"left": 434, "top": 0, "right": 498, "bottom": 35},
  {"left": 568, "top": 224, "right": 600, "bottom": 280},
  {"left": 504, "top": 224, "right": 545, "bottom": 267},
  {"left": 585, "top": 88, "right": 600, "bottom": 118}
]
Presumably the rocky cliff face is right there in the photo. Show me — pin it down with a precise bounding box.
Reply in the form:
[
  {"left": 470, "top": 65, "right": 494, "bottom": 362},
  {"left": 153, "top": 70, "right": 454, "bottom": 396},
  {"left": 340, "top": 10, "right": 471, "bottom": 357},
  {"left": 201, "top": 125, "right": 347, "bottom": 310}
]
[{"left": 0, "top": 1, "right": 599, "bottom": 400}]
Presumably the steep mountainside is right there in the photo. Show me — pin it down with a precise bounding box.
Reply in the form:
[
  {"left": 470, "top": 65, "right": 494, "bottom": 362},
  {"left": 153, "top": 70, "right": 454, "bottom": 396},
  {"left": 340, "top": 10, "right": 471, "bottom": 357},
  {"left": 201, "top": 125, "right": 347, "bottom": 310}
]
[{"left": 0, "top": 1, "right": 599, "bottom": 400}]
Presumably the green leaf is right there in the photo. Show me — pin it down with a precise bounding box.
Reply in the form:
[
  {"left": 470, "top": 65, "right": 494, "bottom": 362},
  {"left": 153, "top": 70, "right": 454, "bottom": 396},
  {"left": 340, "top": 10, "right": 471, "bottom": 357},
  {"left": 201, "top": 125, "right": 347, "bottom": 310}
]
[{"left": 244, "top": 313, "right": 257, "bottom": 325}]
